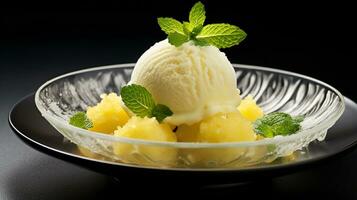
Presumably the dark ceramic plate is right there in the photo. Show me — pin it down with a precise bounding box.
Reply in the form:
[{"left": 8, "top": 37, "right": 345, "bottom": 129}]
[{"left": 8, "top": 94, "right": 357, "bottom": 185}]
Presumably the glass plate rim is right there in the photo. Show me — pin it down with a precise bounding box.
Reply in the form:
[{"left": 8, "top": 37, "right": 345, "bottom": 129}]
[{"left": 34, "top": 63, "right": 345, "bottom": 148}]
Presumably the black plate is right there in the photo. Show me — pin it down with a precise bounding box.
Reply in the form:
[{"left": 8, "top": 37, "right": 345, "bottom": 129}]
[{"left": 8, "top": 94, "right": 357, "bottom": 185}]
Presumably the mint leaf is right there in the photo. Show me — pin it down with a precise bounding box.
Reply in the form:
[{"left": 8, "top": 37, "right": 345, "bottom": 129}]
[
  {"left": 69, "top": 112, "right": 93, "bottom": 130},
  {"left": 191, "top": 24, "right": 203, "bottom": 37},
  {"left": 151, "top": 104, "right": 173, "bottom": 122},
  {"left": 157, "top": 17, "right": 184, "bottom": 35},
  {"left": 157, "top": 1, "right": 246, "bottom": 49},
  {"left": 192, "top": 38, "right": 209, "bottom": 46},
  {"left": 196, "top": 23, "right": 247, "bottom": 48},
  {"left": 189, "top": 1, "right": 206, "bottom": 28},
  {"left": 183, "top": 22, "right": 194, "bottom": 35},
  {"left": 120, "top": 84, "right": 156, "bottom": 117},
  {"left": 183, "top": 21, "right": 203, "bottom": 39},
  {"left": 168, "top": 32, "right": 189, "bottom": 47},
  {"left": 255, "top": 123, "right": 274, "bottom": 138},
  {"left": 121, "top": 84, "right": 174, "bottom": 123},
  {"left": 253, "top": 112, "right": 304, "bottom": 138}
]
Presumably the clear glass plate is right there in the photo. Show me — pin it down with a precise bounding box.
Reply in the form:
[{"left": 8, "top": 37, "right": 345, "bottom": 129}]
[{"left": 35, "top": 64, "right": 345, "bottom": 168}]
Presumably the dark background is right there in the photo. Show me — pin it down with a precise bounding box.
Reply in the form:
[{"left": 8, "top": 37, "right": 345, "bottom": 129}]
[
  {"left": 1, "top": 0, "right": 355, "bottom": 99},
  {"left": 1, "top": 0, "right": 357, "bottom": 199}
]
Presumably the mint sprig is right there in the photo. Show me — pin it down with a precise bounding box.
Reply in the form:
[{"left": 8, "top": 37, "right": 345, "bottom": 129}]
[
  {"left": 151, "top": 104, "right": 173, "bottom": 123},
  {"left": 121, "top": 84, "right": 173, "bottom": 123},
  {"left": 157, "top": 1, "right": 246, "bottom": 48},
  {"left": 196, "top": 24, "right": 247, "bottom": 49},
  {"left": 253, "top": 112, "right": 304, "bottom": 138},
  {"left": 189, "top": 1, "right": 205, "bottom": 28},
  {"left": 120, "top": 84, "right": 156, "bottom": 118},
  {"left": 157, "top": 17, "right": 185, "bottom": 35},
  {"left": 168, "top": 32, "right": 189, "bottom": 47},
  {"left": 69, "top": 112, "right": 93, "bottom": 130}
]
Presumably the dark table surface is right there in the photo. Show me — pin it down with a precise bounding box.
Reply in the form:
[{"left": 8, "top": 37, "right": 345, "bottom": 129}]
[{"left": 0, "top": 29, "right": 357, "bottom": 200}]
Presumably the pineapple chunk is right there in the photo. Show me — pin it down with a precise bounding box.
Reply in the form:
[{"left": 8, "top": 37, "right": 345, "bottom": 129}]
[
  {"left": 177, "top": 112, "right": 256, "bottom": 142},
  {"left": 176, "top": 123, "right": 200, "bottom": 142},
  {"left": 200, "top": 112, "right": 257, "bottom": 142},
  {"left": 86, "top": 93, "right": 129, "bottom": 134},
  {"left": 238, "top": 95, "right": 264, "bottom": 122},
  {"left": 113, "top": 116, "right": 177, "bottom": 166},
  {"left": 177, "top": 111, "right": 256, "bottom": 167}
]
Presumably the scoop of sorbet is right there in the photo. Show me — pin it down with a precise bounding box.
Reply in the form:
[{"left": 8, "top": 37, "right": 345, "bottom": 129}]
[{"left": 128, "top": 39, "right": 241, "bottom": 125}]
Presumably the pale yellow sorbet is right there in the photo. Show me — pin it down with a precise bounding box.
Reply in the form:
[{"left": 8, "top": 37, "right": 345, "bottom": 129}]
[{"left": 128, "top": 39, "right": 241, "bottom": 125}]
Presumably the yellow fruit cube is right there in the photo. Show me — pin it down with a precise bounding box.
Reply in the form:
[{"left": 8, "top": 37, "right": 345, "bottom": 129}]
[
  {"left": 177, "top": 112, "right": 256, "bottom": 142},
  {"left": 86, "top": 93, "right": 129, "bottom": 134},
  {"left": 176, "top": 123, "right": 200, "bottom": 142},
  {"left": 113, "top": 116, "right": 177, "bottom": 166},
  {"left": 238, "top": 95, "right": 264, "bottom": 122},
  {"left": 177, "top": 112, "right": 256, "bottom": 167},
  {"left": 200, "top": 112, "right": 257, "bottom": 142}
]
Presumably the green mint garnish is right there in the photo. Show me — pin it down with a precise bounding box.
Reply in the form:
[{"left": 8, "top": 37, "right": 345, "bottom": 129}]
[
  {"left": 69, "top": 112, "right": 93, "bottom": 130},
  {"left": 157, "top": 1, "right": 246, "bottom": 48},
  {"left": 151, "top": 104, "right": 174, "bottom": 123},
  {"left": 196, "top": 24, "right": 247, "bottom": 49},
  {"left": 121, "top": 84, "right": 173, "bottom": 123},
  {"left": 189, "top": 1, "right": 206, "bottom": 28},
  {"left": 253, "top": 112, "right": 304, "bottom": 138},
  {"left": 168, "top": 32, "right": 189, "bottom": 47},
  {"left": 120, "top": 84, "right": 156, "bottom": 117},
  {"left": 157, "top": 17, "right": 185, "bottom": 35}
]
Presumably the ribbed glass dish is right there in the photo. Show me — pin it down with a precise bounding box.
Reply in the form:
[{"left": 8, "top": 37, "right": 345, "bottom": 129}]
[{"left": 35, "top": 64, "right": 345, "bottom": 169}]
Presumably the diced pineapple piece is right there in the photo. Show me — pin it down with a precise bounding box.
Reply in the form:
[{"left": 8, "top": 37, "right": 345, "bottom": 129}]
[
  {"left": 176, "top": 123, "right": 200, "bottom": 142},
  {"left": 86, "top": 93, "right": 129, "bottom": 134},
  {"left": 177, "top": 111, "right": 256, "bottom": 167},
  {"left": 113, "top": 116, "right": 177, "bottom": 166},
  {"left": 200, "top": 112, "right": 257, "bottom": 142},
  {"left": 238, "top": 95, "right": 264, "bottom": 122}
]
